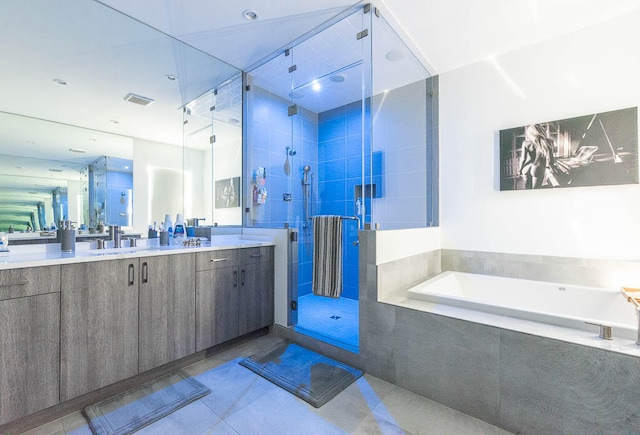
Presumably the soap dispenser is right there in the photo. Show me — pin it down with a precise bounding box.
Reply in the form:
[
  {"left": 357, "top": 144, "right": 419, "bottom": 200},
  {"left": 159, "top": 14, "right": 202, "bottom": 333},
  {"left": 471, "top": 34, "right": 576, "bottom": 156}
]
[{"left": 174, "top": 213, "right": 186, "bottom": 243}]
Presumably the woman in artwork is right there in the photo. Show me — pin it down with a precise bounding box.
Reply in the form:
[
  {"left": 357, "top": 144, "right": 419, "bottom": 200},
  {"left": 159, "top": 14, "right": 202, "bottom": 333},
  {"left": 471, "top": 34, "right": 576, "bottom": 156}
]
[{"left": 519, "top": 123, "right": 557, "bottom": 188}]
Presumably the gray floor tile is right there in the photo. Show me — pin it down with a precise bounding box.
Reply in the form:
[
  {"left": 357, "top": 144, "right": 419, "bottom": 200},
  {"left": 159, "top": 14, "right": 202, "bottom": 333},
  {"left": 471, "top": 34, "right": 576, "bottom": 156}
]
[
  {"left": 60, "top": 411, "right": 92, "bottom": 435},
  {"left": 372, "top": 386, "right": 510, "bottom": 435},
  {"left": 21, "top": 419, "right": 64, "bottom": 435},
  {"left": 223, "top": 387, "right": 347, "bottom": 435},
  {"left": 351, "top": 413, "right": 408, "bottom": 435},
  {"left": 196, "top": 358, "right": 276, "bottom": 418},
  {"left": 135, "top": 400, "right": 223, "bottom": 435}
]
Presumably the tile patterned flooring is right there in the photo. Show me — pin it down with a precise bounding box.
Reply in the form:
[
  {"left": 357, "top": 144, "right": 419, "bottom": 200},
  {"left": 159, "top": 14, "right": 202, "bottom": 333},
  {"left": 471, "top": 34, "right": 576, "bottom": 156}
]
[
  {"left": 295, "top": 294, "right": 359, "bottom": 353},
  {"left": 24, "top": 335, "right": 512, "bottom": 435}
]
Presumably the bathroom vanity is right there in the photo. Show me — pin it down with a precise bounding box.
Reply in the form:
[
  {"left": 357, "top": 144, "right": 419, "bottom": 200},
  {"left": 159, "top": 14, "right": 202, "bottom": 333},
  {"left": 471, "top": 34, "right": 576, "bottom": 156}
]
[{"left": 0, "top": 241, "right": 274, "bottom": 426}]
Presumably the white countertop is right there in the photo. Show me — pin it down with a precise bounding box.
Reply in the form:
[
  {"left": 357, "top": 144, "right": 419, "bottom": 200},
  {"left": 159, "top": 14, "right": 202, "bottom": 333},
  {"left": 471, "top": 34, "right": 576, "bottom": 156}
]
[{"left": 0, "top": 235, "right": 275, "bottom": 270}]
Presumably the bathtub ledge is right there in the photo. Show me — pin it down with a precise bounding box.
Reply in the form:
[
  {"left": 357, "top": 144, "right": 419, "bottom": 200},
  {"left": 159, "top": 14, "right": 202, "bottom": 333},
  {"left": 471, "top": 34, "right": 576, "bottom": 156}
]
[{"left": 381, "top": 291, "right": 640, "bottom": 358}]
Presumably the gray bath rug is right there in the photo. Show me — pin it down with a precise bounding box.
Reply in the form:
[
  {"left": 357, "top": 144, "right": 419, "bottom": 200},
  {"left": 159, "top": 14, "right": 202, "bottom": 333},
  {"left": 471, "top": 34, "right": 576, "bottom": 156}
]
[
  {"left": 239, "top": 341, "right": 363, "bottom": 408},
  {"left": 83, "top": 370, "right": 210, "bottom": 435}
]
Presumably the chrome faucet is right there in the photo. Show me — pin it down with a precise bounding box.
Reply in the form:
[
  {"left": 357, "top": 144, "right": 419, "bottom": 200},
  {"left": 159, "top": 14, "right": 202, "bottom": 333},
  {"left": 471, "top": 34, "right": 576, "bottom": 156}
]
[{"left": 109, "top": 225, "right": 124, "bottom": 248}]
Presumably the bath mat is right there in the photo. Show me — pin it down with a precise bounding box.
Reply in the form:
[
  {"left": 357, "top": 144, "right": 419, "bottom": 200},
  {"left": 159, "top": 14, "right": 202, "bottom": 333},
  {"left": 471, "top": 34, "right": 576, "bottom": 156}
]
[
  {"left": 83, "top": 370, "right": 210, "bottom": 435},
  {"left": 239, "top": 341, "right": 363, "bottom": 408}
]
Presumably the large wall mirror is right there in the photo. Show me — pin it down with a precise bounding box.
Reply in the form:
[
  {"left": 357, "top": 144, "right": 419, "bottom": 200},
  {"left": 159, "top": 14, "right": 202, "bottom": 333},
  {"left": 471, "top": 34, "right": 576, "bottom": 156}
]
[{"left": 0, "top": 0, "right": 242, "bottom": 236}]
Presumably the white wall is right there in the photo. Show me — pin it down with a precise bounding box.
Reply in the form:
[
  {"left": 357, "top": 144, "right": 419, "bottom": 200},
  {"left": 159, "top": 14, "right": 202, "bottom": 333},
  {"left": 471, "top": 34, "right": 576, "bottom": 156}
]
[
  {"left": 439, "top": 11, "right": 640, "bottom": 259},
  {"left": 133, "top": 138, "right": 184, "bottom": 232}
]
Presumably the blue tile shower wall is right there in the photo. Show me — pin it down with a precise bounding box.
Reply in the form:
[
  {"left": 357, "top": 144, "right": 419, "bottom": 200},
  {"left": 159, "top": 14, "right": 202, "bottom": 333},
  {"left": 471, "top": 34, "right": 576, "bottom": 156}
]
[
  {"left": 247, "top": 86, "right": 364, "bottom": 301},
  {"left": 318, "top": 101, "right": 364, "bottom": 300}
]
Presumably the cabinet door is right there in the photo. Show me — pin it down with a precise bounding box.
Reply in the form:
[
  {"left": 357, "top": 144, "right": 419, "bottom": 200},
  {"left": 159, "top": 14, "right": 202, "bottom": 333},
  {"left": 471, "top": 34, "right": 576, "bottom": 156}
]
[
  {"left": 60, "top": 259, "right": 139, "bottom": 401},
  {"left": 195, "top": 266, "right": 238, "bottom": 351},
  {"left": 238, "top": 252, "right": 274, "bottom": 336},
  {"left": 0, "top": 292, "right": 59, "bottom": 425},
  {"left": 139, "top": 253, "right": 195, "bottom": 372}
]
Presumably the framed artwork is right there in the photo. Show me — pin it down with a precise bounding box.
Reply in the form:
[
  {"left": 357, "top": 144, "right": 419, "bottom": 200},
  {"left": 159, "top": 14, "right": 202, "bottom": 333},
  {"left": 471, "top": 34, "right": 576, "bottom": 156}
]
[
  {"left": 215, "top": 176, "right": 240, "bottom": 208},
  {"left": 499, "top": 107, "right": 638, "bottom": 190}
]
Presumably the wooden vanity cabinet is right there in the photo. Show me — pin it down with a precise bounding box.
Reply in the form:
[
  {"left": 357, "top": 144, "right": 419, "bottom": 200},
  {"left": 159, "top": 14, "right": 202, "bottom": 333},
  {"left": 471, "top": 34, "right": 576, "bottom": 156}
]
[
  {"left": 195, "top": 246, "right": 274, "bottom": 351},
  {"left": 60, "top": 259, "right": 139, "bottom": 401},
  {"left": 195, "top": 249, "right": 239, "bottom": 351},
  {"left": 238, "top": 246, "right": 274, "bottom": 336},
  {"left": 0, "top": 266, "right": 61, "bottom": 425},
  {"left": 138, "top": 253, "right": 195, "bottom": 372}
]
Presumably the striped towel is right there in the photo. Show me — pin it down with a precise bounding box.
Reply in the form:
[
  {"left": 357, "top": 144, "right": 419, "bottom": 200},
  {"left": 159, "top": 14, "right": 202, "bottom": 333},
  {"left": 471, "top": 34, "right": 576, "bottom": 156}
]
[{"left": 312, "top": 216, "right": 343, "bottom": 298}]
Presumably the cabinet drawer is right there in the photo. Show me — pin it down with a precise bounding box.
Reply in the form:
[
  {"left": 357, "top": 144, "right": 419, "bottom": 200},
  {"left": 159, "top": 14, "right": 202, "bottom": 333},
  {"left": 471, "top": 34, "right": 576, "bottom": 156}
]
[
  {"left": 196, "top": 249, "right": 238, "bottom": 271},
  {"left": 0, "top": 265, "right": 60, "bottom": 300},
  {"left": 241, "top": 246, "right": 273, "bottom": 265}
]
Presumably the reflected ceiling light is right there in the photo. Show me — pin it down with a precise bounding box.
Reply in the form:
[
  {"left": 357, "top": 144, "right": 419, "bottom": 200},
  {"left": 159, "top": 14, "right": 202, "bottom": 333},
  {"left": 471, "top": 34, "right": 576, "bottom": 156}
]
[
  {"left": 165, "top": 74, "right": 177, "bottom": 81},
  {"left": 288, "top": 89, "right": 306, "bottom": 99},
  {"left": 228, "top": 118, "right": 240, "bottom": 124},
  {"left": 53, "top": 78, "right": 68, "bottom": 85},
  {"left": 311, "top": 80, "right": 321, "bottom": 91},
  {"left": 110, "top": 119, "right": 119, "bottom": 124},
  {"left": 243, "top": 9, "right": 258, "bottom": 20},
  {"left": 330, "top": 75, "right": 345, "bottom": 83},
  {"left": 28, "top": 191, "right": 38, "bottom": 195},
  {"left": 385, "top": 49, "right": 406, "bottom": 62},
  {"left": 68, "top": 148, "right": 87, "bottom": 154},
  {"left": 48, "top": 168, "right": 63, "bottom": 172}
]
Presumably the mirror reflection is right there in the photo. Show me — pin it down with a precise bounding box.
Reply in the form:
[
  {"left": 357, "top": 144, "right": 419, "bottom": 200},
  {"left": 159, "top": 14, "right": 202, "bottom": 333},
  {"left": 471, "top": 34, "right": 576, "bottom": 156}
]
[{"left": 0, "top": 0, "right": 242, "bottom": 238}]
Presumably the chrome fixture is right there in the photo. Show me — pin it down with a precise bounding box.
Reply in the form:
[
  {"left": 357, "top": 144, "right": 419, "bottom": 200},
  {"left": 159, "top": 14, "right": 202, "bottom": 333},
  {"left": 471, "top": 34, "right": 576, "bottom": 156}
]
[{"left": 302, "top": 165, "right": 313, "bottom": 230}]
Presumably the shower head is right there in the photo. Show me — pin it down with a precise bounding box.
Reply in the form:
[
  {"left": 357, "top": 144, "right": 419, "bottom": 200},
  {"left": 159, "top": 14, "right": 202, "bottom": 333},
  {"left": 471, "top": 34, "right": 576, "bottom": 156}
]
[
  {"left": 287, "top": 146, "right": 296, "bottom": 156},
  {"left": 303, "top": 165, "right": 311, "bottom": 172}
]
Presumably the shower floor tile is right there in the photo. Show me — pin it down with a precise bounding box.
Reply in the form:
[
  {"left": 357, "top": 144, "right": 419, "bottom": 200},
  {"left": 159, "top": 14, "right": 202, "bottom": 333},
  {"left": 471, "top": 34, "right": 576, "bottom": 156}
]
[{"left": 295, "top": 294, "right": 359, "bottom": 353}]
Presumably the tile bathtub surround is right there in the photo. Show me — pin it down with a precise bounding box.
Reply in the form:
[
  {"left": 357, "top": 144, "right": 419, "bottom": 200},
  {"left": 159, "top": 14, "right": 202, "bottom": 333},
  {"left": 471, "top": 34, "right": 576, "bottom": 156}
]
[
  {"left": 360, "top": 243, "right": 640, "bottom": 433},
  {"left": 22, "top": 334, "right": 509, "bottom": 435},
  {"left": 441, "top": 248, "right": 640, "bottom": 289}
]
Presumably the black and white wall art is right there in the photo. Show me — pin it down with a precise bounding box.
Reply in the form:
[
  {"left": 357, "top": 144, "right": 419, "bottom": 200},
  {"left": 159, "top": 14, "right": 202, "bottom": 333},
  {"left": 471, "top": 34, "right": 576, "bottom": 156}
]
[
  {"left": 499, "top": 107, "right": 638, "bottom": 190},
  {"left": 215, "top": 176, "right": 240, "bottom": 208}
]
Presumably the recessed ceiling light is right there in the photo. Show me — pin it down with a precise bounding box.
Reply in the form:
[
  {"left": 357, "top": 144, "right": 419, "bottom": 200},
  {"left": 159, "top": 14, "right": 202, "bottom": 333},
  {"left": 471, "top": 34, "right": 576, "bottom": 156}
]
[
  {"left": 385, "top": 49, "right": 406, "bottom": 62},
  {"left": 243, "top": 9, "right": 258, "bottom": 20},
  {"left": 53, "top": 78, "right": 68, "bottom": 85},
  {"left": 330, "top": 75, "right": 345, "bottom": 83},
  {"left": 165, "top": 74, "right": 177, "bottom": 81},
  {"left": 312, "top": 80, "right": 321, "bottom": 92}
]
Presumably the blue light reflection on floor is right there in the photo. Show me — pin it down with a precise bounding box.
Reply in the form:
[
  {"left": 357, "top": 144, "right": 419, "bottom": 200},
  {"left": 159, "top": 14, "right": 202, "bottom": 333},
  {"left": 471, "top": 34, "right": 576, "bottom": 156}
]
[{"left": 294, "top": 294, "right": 359, "bottom": 353}]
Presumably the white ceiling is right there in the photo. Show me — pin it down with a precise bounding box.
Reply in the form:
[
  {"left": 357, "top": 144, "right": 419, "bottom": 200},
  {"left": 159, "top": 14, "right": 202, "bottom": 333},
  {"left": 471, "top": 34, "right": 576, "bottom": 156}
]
[{"left": 99, "top": 0, "right": 640, "bottom": 75}]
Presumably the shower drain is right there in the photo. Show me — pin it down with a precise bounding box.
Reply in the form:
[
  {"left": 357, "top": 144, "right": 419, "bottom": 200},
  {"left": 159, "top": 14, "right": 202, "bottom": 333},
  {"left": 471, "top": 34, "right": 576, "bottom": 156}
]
[{"left": 330, "top": 315, "right": 341, "bottom": 320}]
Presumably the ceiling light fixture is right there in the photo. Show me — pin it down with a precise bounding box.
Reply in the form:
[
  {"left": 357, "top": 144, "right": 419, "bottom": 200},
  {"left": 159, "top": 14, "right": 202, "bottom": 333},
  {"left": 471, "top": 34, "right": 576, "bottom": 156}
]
[
  {"left": 68, "top": 148, "right": 87, "bottom": 154},
  {"left": 243, "top": 9, "right": 258, "bottom": 21},
  {"left": 110, "top": 120, "right": 119, "bottom": 124},
  {"left": 330, "top": 75, "right": 345, "bottom": 83},
  {"left": 165, "top": 74, "right": 177, "bottom": 81},
  {"left": 312, "top": 80, "right": 321, "bottom": 92},
  {"left": 53, "top": 78, "right": 68, "bottom": 85},
  {"left": 48, "top": 168, "right": 63, "bottom": 172}
]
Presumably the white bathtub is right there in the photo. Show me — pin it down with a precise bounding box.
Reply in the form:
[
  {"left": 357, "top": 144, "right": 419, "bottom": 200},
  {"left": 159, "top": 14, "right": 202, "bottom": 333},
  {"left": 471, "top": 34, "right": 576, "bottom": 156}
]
[{"left": 407, "top": 271, "right": 639, "bottom": 341}]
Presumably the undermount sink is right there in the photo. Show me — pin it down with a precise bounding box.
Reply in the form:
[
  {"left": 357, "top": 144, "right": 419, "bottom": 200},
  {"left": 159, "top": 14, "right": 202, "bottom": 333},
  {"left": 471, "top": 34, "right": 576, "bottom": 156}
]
[{"left": 86, "top": 246, "right": 159, "bottom": 255}]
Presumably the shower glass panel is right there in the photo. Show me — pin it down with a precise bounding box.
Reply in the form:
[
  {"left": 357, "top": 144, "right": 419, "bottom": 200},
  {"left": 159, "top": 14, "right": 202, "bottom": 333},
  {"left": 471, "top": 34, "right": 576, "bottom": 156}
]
[
  {"left": 183, "top": 75, "right": 243, "bottom": 227},
  {"left": 370, "top": 12, "right": 434, "bottom": 229},
  {"left": 245, "top": 4, "right": 370, "bottom": 353}
]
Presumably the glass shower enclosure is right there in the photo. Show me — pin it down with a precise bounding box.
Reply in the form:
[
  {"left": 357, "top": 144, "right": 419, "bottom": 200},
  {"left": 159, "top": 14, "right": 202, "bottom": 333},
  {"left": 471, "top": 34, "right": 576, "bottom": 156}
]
[{"left": 243, "top": 3, "right": 433, "bottom": 353}]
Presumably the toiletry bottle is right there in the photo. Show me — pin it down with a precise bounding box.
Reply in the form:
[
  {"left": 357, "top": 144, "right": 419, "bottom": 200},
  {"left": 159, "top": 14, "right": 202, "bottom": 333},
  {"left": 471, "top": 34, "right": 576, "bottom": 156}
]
[{"left": 174, "top": 213, "right": 186, "bottom": 244}]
